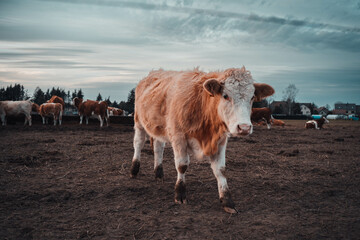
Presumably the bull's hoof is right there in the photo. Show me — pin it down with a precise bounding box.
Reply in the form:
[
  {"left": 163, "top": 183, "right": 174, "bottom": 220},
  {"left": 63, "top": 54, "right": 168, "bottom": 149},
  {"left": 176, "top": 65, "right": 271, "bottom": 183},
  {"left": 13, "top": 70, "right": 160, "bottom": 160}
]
[
  {"left": 220, "top": 191, "right": 237, "bottom": 214},
  {"left": 154, "top": 164, "right": 164, "bottom": 179},
  {"left": 130, "top": 161, "right": 140, "bottom": 178},
  {"left": 174, "top": 181, "right": 187, "bottom": 204}
]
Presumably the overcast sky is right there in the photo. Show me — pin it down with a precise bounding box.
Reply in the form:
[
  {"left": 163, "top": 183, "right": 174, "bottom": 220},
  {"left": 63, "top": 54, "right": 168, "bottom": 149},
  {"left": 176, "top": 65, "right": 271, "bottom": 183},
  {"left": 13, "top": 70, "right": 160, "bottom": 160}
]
[{"left": 1, "top": 0, "right": 360, "bottom": 107}]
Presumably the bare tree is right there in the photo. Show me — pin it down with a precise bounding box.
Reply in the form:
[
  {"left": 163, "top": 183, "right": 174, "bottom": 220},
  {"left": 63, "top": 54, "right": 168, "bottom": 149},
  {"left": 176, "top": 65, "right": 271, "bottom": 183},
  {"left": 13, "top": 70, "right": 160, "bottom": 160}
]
[{"left": 282, "top": 84, "right": 299, "bottom": 115}]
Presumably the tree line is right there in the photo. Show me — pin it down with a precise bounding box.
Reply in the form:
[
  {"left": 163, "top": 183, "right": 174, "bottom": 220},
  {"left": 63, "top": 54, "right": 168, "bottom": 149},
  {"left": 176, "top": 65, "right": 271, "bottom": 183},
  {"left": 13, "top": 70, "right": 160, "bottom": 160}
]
[{"left": 0, "top": 84, "right": 135, "bottom": 113}]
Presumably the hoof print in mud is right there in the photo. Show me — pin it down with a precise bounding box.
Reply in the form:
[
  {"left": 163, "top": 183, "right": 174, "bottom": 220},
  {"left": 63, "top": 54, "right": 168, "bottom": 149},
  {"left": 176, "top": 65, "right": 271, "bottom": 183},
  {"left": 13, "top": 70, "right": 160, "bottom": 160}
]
[
  {"left": 174, "top": 181, "right": 187, "bottom": 204},
  {"left": 130, "top": 161, "right": 140, "bottom": 178},
  {"left": 154, "top": 164, "right": 164, "bottom": 179},
  {"left": 220, "top": 192, "right": 237, "bottom": 214}
]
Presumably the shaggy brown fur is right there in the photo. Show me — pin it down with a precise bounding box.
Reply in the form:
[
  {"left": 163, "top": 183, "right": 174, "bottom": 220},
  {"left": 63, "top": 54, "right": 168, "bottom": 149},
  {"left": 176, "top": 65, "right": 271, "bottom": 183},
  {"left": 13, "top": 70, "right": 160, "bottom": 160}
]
[{"left": 135, "top": 68, "right": 274, "bottom": 156}]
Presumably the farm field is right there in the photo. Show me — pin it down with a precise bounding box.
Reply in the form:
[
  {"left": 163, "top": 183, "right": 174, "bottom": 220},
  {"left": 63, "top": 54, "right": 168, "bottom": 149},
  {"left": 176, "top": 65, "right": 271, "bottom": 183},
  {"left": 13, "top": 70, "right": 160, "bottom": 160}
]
[{"left": 1, "top": 120, "right": 360, "bottom": 239}]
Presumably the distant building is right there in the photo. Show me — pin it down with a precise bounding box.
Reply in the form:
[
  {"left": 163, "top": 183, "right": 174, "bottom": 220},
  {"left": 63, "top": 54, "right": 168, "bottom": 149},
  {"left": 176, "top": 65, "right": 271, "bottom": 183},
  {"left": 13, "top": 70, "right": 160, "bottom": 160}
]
[
  {"left": 299, "top": 103, "right": 312, "bottom": 116},
  {"left": 356, "top": 105, "right": 360, "bottom": 115},
  {"left": 334, "top": 103, "right": 356, "bottom": 115},
  {"left": 314, "top": 107, "right": 330, "bottom": 116}
]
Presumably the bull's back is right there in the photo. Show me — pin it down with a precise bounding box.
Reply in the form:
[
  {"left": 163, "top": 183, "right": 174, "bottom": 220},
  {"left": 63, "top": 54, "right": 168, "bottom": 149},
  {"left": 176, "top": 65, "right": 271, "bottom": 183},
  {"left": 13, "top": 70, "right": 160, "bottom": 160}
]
[
  {"left": 135, "top": 70, "right": 185, "bottom": 136},
  {"left": 2, "top": 101, "right": 32, "bottom": 115}
]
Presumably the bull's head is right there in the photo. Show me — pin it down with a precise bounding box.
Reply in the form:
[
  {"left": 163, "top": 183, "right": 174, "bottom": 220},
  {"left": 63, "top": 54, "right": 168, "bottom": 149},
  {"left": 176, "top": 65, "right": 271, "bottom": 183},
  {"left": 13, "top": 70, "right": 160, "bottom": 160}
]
[
  {"left": 203, "top": 66, "right": 274, "bottom": 136},
  {"left": 72, "top": 97, "right": 83, "bottom": 109}
]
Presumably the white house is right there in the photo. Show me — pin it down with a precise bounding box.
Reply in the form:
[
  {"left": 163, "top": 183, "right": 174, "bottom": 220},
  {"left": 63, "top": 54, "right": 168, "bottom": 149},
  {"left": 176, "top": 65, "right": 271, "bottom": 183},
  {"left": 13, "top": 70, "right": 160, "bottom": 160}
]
[{"left": 300, "top": 104, "right": 311, "bottom": 116}]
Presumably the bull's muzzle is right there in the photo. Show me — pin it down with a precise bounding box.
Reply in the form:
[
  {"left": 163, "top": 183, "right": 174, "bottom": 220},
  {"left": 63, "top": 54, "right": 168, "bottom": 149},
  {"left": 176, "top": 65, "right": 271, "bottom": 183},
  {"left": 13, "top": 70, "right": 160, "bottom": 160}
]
[{"left": 237, "top": 124, "right": 252, "bottom": 136}]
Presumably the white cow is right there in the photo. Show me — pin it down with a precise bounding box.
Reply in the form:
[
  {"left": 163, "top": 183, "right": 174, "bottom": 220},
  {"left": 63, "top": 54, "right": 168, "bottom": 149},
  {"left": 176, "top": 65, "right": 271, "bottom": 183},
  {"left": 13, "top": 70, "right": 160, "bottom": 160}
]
[{"left": 0, "top": 100, "right": 33, "bottom": 126}]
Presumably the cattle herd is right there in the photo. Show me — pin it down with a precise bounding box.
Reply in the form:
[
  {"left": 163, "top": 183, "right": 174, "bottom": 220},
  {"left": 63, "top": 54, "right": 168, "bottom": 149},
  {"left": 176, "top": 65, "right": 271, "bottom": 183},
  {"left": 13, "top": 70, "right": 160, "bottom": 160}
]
[
  {"left": 0, "top": 67, "right": 331, "bottom": 214},
  {"left": 0, "top": 96, "right": 125, "bottom": 127}
]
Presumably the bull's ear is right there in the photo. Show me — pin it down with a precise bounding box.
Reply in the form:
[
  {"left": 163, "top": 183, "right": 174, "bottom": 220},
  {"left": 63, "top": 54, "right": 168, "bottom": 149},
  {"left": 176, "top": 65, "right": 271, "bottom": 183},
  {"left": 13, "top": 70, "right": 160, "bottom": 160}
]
[
  {"left": 254, "top": 83, "right": 275, "bottom": 102},
  {"left": 203, "top": 79, "right": 223, "bottom": 97}
]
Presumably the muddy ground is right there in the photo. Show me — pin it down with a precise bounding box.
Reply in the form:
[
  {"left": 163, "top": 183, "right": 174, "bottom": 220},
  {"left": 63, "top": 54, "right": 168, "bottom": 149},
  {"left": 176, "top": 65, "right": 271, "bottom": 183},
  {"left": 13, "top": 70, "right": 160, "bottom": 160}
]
[{"left": 1, "top": 119, "right": 359, "bottom": 239}]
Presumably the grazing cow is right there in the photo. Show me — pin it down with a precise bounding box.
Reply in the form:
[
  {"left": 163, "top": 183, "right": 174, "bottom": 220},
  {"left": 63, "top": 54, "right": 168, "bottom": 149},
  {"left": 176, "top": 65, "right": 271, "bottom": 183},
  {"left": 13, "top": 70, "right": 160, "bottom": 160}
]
[
  {"left": 305, "top": 116, "right": 329, "bottom": 129},
  {"left": 47, "top": 95, "right": 65, "bottom": 110},
  {"left": 73, "top": 97, "right": 109, "bottom": 127},
  {"left": 251, "top": 107, "right": 272, "bottom": 129},
  {"left": 130, "top": 67, "right": 274, "bottom": 213},
  {"left": 271, "top": 119, "right": 285, "bottom": 127},
  {"left": 108, "top": 107, "right": 124, "bottom": 116},
  {"left": 0, "top": 100, "right": 34, "bottom": 126},
  {"left": 39, "top": 103, "right": 63, "bottom": 125}
]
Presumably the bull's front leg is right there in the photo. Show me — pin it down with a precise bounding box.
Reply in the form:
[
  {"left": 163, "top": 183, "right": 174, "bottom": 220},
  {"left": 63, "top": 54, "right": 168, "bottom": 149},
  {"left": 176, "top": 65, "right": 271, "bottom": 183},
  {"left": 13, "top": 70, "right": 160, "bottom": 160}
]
[
  {"left": 172, "top": 137, "right": 189, "bottom": 204},
  {"left": 210, "top": 138, "right": 237, "bottom": 214},
  {"left": 130, "top": 123, "right": 146, "bottom": 178},
  {"left": 153, "top": 139, "right": 165, "bottom": 179}
]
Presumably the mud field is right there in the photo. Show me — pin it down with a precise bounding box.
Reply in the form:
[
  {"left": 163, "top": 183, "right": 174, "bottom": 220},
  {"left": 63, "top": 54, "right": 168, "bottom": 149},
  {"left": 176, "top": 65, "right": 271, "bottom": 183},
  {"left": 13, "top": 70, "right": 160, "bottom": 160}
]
[{"left": 1, "top": 120, "right": 359, "bottom": 239}]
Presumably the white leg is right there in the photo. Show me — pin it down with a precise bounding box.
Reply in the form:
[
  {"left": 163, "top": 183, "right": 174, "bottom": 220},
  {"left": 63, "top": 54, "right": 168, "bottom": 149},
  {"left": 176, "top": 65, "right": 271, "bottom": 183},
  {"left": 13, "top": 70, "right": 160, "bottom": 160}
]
[
  {"left": 172, "top": 136, "right": 189, "bottom": 204},
  {"left": 80, "top": 115, "right": 83, "bottom": 124},
  {"left": 98, "top": 115, "right": 103, "bottom": 127},
  {"left": 53, "top": 114, "right": 57, "bottom": 126},
  {"left": 59, "top": 114, "right": 62, "bottom": 125},
  {"left": 153, "top": 139, "right": 165, "bottom": 179},
  {"left": 42, "top": 116, "right": 46, "bottom": 124},
  {"left": 210, "top": 138, "right": 236, "bottom": 213},
  {"left": 130, "top": 124, "right": 146, "bottom": 177},
  {"left": 263, "top": 117, "right": 271, "bottom": 129},
  {"left": 86, "top": 117, "right": 89, "bottom": 125}
]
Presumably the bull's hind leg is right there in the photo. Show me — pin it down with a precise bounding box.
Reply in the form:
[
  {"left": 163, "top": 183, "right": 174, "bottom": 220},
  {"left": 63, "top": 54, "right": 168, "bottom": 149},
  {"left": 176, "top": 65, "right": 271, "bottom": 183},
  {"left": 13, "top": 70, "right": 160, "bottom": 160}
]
[
  {"left": 53, "top": 114, "right": 57, "bottom": 126},
  {"left": 24, "top": 114, "right": 31, "bottom": 126},
  {"left": 130, "top": 124, "right": 146, "bottom": 178},
  {"left": 153, "top": 139, "right": 165, "bottom": 179},
  {"left": 98, "top": 115, "right": 104, "bottom": 127},
  {"left": 172, "top": 137, "right": 190, "bottom": 204},
  {"left": 1, "top": 114, "right": 6, "bottom": 126},
  {"left": 210, "top": 139, "right": 237, "bottom": 214}
]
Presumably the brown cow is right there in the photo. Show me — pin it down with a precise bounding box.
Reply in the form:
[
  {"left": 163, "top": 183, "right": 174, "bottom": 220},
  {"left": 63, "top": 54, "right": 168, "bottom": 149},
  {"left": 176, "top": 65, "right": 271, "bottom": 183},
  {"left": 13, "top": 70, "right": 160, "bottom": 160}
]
[
  {"left": 130, "top": 67, "right": 274, "bottom": 213},
  {"left": 47, "top": 96, "right": 65, "bottom": 110},
  {"left": 251, "top": 107, "right": 272, "bottom": 129},
  {"left": 0, "top": 100, "right": 34, "bottom": 126},
  {"left": 108, "top": 107, "right": 124, "bottom": 116},
  {"left": 271, "top": 118, "right": 285, "bottom": 127},
  {"left": 73, "top": 97, "right": 109, "bottom": 127},
  {"left": 39, "top": 103, "right": 63, "bottom": 126},
  {"left": 305, "top": 117, "right": 329, "bottom": 129}
]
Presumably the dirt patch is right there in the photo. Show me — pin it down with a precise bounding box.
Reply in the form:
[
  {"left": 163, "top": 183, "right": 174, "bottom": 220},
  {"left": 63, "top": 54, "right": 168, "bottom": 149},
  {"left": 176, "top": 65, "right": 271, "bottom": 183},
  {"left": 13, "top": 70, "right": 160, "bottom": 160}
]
[{"left": 1, "top": 120, "right": 360, "bottom": 239}]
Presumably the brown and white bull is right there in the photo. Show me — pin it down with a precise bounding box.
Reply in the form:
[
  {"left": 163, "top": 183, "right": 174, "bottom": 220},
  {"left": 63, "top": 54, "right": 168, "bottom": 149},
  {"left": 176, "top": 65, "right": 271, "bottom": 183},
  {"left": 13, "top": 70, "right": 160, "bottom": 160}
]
[
  {"left": 47, "top": 95, "right": 65, "bottom": 110},
  {"left": 251, "top": 107, "right": 272, "bottom": 129},
  {"left": 72, "top": 98, "right": 109, "bottom": 127},
  {"left": 108, "top": 107, "right": 124, "bottom": 116},
  {"left": 305, "top": 117, "right": 329, "bottom": 129},
  {"left": 39, "top": 103, "right": 63, "bottom": 125},
  {"left": 130, "top": 67, "right": 274, "bottom": 213},
  {"left": 0, "top": 100, "right": 34, "bottom": 126}
]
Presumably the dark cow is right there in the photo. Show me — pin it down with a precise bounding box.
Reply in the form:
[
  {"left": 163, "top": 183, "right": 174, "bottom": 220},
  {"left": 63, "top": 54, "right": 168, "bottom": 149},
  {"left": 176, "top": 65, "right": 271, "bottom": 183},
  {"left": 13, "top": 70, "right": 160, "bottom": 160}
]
[
  {"left": 305, "top": 117, "right": 329, "bottom": 129},
  {"left": 73, "top": 98, "right": 109, "bottom": 127},
  {"left": 251, "top": 107, "right": 272, "bottom": 129}
]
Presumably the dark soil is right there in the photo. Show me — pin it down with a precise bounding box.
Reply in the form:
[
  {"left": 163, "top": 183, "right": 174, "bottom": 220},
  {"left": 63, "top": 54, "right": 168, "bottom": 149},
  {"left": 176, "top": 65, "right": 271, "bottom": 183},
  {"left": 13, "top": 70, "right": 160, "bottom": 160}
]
[{"left": 1, "top": 120, "right": 359, "bottom": 239}]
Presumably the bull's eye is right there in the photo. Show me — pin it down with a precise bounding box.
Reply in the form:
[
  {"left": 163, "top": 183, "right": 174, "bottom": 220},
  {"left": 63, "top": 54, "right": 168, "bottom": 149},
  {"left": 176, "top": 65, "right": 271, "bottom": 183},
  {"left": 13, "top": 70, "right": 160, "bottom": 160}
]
[{"left": 223, "top": 94, "right": 229, "bottom": 100}]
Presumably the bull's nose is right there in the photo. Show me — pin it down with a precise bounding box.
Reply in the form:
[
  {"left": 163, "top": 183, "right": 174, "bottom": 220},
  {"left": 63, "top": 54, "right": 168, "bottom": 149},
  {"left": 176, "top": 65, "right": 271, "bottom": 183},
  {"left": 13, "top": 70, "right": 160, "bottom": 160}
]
[{"left": 237, "top": 124, "right": 251, "bottom": 136}]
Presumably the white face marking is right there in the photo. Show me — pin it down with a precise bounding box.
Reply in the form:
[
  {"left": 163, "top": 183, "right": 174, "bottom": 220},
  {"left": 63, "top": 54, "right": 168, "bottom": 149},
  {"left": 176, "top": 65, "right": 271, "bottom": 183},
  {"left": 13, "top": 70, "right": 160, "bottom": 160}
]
[{"left": 217, "top": 70, "right": 255, "bottom": 136}]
